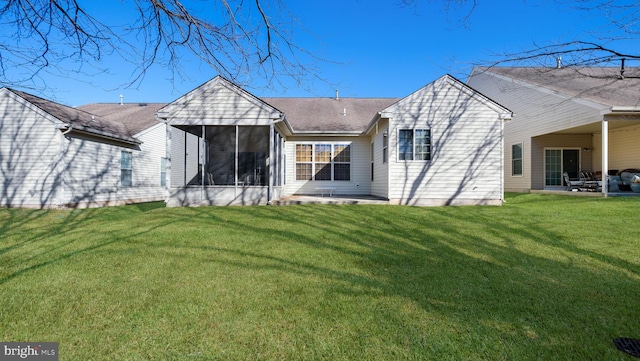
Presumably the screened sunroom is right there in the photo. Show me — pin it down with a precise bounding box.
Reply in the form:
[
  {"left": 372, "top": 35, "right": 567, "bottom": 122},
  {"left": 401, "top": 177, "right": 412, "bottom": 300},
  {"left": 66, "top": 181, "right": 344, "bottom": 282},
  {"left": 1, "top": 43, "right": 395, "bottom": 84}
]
[{"left": 167, "top": 124, "right": 286, "bottom": 206}]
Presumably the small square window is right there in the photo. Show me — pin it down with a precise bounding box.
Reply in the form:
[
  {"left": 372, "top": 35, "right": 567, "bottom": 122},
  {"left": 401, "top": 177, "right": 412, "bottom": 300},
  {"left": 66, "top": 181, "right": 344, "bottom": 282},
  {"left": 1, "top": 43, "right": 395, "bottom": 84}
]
[{"left": 398, "top": 129, "right": 431, "bottom": 161}]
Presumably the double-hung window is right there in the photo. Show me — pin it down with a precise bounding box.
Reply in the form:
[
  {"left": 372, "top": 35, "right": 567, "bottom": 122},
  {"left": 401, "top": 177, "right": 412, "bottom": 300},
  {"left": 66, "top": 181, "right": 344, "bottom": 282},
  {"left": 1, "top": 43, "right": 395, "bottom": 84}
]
[
  {"left": 398, "top": 129, "right": 431, "bottom": 161},
  {"left": 383, "top": 132, "right": 388, "bottom": 163},
  {"left": 121, "top": 151, "right": 132, "bottom": 187},
  {"left": 295, "top": 144, "right": 313, "bottom": 180},
  {"left": 512, "top": 143, "right": 523, "bottom": 176},
  {"left": 333, "top": 144, "right": 351, "bottom": 181},
  {"left": 160, "top": 157, "right": 168, "bottom": 186},
  {"left": 295, "top": 143, "right": 351, "bottom": 181},
  {"left": 370, "top": 142, "right": 374, "bottom": 181}
]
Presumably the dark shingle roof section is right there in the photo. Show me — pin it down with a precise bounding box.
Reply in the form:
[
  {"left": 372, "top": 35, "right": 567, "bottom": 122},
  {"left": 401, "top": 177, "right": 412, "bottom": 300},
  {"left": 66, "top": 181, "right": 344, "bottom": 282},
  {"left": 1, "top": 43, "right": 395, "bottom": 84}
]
[
  {"left": 262, "top": 97, "right": 400, "bottom": 133},
  {"left": 77, "top": 103, "right": 166, "bottom": 134},
  {"left": 480, "top": 67, "right": 640, "bottom": 108},
  {"left": 10, "top": 89, "right": 141, "bottom": 144}
]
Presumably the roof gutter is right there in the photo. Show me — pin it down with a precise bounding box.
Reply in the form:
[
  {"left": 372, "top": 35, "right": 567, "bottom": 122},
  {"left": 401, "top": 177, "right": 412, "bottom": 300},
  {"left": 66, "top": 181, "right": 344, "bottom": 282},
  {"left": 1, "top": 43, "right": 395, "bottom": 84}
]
[
  {"left": 602, "top": 106, "right": 640, "bottom": 115},
  {"left": 363, "top": 112, "right": 383, "bottom": 136},
  {"left": 292, "top": 130, "right": 363, "bottom": 137},
  {"left": 499, "top": 112, "right": 513, "bottom": 122},
  {"left": 57, "top": 124, "right": 73, "bottom": 135},
  {"left": 55, "top": 124, "right": 141, "bottom": 146},
  {"left": 274, "top": 113, "right": 294, "bottom": 136}
]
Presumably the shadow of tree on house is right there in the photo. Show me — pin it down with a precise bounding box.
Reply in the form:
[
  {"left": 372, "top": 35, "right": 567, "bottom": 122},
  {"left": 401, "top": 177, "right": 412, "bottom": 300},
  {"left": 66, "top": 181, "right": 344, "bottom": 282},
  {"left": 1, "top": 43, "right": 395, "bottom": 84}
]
[
  {"left": 389, "top": 77, "right": 505, "bottom": 205},
  {"left": 0, "top": 99, "right": 156, "bottom": 209}
]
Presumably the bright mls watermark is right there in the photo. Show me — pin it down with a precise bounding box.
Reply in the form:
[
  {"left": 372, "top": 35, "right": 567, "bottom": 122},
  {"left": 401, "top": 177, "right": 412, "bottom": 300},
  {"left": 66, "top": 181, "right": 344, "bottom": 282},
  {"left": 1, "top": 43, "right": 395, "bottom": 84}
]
[{"left": 1, "top": 343, "right": 58, "bottom": 360}]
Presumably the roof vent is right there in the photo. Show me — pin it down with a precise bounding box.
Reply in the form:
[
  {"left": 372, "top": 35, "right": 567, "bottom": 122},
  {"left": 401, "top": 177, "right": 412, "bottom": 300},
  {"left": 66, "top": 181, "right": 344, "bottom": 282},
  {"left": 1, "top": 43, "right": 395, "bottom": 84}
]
[
  {"left": 556, "top": 56, "right": 562, "bottom": 69},
  {"left": 343, "top": 108, "right": 347, "bottom": 116},
  {"left": 138, "top": 103, "right": 148, "bottom": 107},
  {"left": 335, "top": 89, "right": 339, "bottom": 100},
  {"left": 119, "top": 94, "right": 124, "bottom": 105}
]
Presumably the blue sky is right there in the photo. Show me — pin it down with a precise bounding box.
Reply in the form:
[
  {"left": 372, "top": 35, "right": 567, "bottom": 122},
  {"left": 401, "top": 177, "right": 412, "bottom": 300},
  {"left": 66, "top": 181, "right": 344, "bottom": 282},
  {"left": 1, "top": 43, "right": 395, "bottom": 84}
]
[{"left": 6, "top": 0, "right": 635, "bottom": 106}]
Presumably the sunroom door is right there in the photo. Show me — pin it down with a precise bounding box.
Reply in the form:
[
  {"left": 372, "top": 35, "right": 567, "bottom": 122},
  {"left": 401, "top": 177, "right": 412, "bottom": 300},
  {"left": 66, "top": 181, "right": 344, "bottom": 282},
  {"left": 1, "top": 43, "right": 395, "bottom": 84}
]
[{"left": 545, "top": 148, "right": 579, "bottom": 187}]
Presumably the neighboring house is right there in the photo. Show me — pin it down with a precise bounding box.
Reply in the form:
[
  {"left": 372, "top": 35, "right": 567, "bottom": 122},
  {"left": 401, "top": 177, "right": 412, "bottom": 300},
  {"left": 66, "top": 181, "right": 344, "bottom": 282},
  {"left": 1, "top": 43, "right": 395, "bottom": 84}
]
[
  {"left": 157, "top": 74, "right": 512, "bottom": 206},
  {"left": 466, "top": 66, "right": 640, "bottom": 194},
  {"left": 0, "top": 87, "right": 166, "bottom": 208},
  {"left": 77, "top": 102, "right": 168, "bottom": 203}
]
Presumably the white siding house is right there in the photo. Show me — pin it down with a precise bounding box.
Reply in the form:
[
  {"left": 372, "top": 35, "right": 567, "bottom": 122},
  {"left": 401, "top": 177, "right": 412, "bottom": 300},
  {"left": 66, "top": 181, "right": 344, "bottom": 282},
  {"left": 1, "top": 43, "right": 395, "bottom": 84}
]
[
  {"left": 0, "top": 89, "right": 64, "bottom": 207},
  {"left": 0, "top": 88, "right": 166, "bottom": 208},
  {"left": 77, "top": 103, "right": 168, "bottom": 204},
  {"left": 368, "top": 75, "right": 511, "bottom": 205},
  {"left": 2, "top": 74, "right": 511, "bottom": 208},
  {"left": 157, "top": 77, "right": 287, "bottom": 206},
  {"left": 158, "top": 75, "right": 511, "bottom": 207},
  {"left": 467, "top": 66, "right": 640, "bottom": 194}
]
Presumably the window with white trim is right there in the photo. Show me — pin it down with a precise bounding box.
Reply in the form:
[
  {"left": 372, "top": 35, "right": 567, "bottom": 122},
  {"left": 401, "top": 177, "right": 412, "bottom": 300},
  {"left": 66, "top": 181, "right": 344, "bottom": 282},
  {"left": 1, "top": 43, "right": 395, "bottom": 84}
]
[
  {"left": 160, "top": 157, "right": 167, "bottom": 186},
  {"left": 383, "top": 132, "right": 388, "bottom": 163},
  {"left": 370, "top": 142, "right": 374, "bottom": 181},
  {"left": 398, "top": 129, "right": 431, "bottom": 161},
  {"left": 295, "top": 143, "right": 351, "bottom": 181},
  {"left": 512, "top": 143, "right": 523, "bottom": 176},
  {"left": 121, "top": 151, "right": 132, "bottom": 187}
]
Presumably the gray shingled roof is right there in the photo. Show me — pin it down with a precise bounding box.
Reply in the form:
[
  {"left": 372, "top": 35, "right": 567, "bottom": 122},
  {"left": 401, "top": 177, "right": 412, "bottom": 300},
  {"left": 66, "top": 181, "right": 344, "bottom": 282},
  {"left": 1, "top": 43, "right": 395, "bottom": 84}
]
[
  {"left": 10, "top": 89, "right": 141, "bottom": 144},
  {"left": 262, "top": 97, "right": 399, "bottom": 133},
  {"left": 480, "top": 67, "right": 640, "bottom": 108},
  {"left": 77, "top": 103, "right": 166, "bottom": 134}
]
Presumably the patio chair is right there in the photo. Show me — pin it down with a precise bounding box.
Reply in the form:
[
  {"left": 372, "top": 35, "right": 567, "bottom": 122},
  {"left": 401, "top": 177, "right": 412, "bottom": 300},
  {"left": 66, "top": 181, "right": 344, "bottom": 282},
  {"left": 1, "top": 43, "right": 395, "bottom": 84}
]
[
  {"left": 563, "top": 172, "right": 583, "bottom": 191},
  {"left": 580, "top": 171, "right": 600, "bottom": 191}
]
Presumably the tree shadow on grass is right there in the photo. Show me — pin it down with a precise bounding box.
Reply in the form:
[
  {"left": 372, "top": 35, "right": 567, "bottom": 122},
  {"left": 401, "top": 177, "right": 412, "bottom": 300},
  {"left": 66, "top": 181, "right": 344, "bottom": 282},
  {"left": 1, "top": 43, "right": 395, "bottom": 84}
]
[
  {"left": 0, "top": 202, "right": 168, "bottom": 284},
  {"left": 167, "top": 203, "right": 640, "bottom": 359},
  {"left": 1, "top": 199, "right": 638, "bottom": 359}
]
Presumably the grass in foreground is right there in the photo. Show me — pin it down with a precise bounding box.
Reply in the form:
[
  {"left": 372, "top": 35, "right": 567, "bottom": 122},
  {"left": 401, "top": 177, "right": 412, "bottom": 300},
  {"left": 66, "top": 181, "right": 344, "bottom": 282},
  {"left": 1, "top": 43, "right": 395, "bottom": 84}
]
[{"left": 1, "top": 193, "right": 639, "bottom": 360}]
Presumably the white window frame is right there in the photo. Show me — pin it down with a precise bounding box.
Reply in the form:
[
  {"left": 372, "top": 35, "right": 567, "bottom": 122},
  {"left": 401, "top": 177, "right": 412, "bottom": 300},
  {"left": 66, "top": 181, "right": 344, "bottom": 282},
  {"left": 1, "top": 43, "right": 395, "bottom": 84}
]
[
  {"left": 511, "top": 143, "right": 523, "bottom": 176},
  {"left": 121, "top": 151, "right": 133, "bottom": 187},
  {"left": 295, "top": 142, "right": 352, "bottom": 182},
  {"left": 382, "top": 131, "right": 388, "bottom": 164},
  {"left": 370, "top": 142, "right": 374, "bottom": 181},
  {"left": 398, "top": 128, "right": 431, "bottom": 161},
  {"left": 160, "top": 157, "right": 168, "bottom": 186}
]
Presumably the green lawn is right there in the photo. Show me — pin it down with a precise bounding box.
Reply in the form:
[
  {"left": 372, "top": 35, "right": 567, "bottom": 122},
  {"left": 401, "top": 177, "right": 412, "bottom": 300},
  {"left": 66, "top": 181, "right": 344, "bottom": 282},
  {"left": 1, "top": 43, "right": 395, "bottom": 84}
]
[{"left": 1, "top": 193, "right": 639, "bottom": 360}]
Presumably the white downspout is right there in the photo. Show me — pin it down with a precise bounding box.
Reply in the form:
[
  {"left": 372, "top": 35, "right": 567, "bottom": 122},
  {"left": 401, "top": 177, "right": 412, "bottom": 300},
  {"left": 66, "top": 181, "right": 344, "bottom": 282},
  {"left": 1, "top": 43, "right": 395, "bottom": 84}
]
[
  {"left": 501, "top": 118, "right": 505, "bottom": 203},
  {"left": 499, "top": 113, "right": 511, "bottom": 203},
  {"left": 602, "top": 118, "right": 609, "bottom": 197},
  {"left": 58, "top": 126, "right": 73, "bottom": 207},
  {"left": 268, "top": 123, "right": 274, "bottom": 204},
  {"left": 200, "top": 125, "right": 205, "bottom": 202}
]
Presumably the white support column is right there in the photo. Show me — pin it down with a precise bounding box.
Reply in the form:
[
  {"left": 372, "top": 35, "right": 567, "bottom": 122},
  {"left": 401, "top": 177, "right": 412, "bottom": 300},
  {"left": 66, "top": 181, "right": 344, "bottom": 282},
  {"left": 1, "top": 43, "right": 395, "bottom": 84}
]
[
  {"left": 268, "top": 123, "right": 275, "bottom": 203},
  {"left": 602, "top": 118, "right": 609, "bottom": 196},
  {"left": 200, "top": 125, "right": 205, "bottom": 200},
  {"left": 234, "top": 125, "right": 239, "bottom": 198},
  {"left": 500, "top": 116, "right": 505, "bottom": 202},
  {"left": 280, "top": 136, "right": 285, "bottom": 187}
]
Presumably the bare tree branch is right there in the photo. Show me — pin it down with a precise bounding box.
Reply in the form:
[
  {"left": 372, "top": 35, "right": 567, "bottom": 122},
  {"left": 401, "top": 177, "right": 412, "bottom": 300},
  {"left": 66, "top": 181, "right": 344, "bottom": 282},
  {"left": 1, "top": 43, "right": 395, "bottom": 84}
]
[
  {"left": 484, "top": 40, "right": 640, "bottom": 69},
  {"left": 0, "top": 0, "right": 322, "bottom": 94}
]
